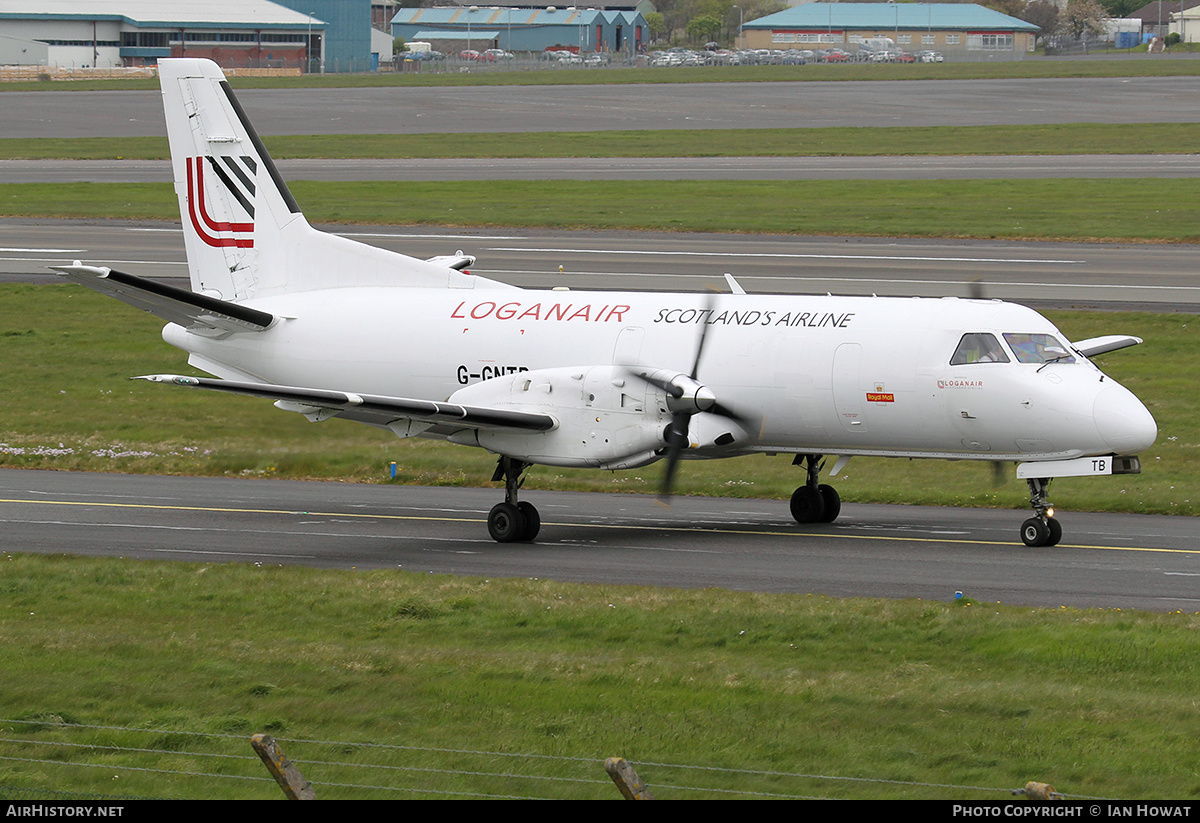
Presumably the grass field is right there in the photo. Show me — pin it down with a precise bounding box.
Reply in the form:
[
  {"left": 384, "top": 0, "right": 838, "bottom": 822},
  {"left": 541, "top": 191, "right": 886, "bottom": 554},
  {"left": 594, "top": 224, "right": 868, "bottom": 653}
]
[
  {"left": 3, "top": 178, "right": 1199, "bottom": 242},
  {"left": 3, "top": 553, "right": 1200, "bottom": 800},
  {"left": 5, "top": 55, "right": 1200, "bottom": 92},
  {"left": 3, "top": 122, "right": 1199, "bottom": 160}
]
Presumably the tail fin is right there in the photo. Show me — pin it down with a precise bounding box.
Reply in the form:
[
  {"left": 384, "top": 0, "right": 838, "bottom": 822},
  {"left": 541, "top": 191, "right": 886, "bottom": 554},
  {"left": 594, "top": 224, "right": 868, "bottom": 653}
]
[{"left": 159, "top": 59, "right": 480, "bottom": 300}]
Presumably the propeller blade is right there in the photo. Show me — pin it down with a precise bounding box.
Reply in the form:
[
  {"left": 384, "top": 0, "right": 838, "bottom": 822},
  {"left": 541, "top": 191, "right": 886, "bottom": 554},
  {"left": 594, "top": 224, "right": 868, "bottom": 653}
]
[
  {"left": 689, "top": 292, "right": 716, "bottom": 379},
  {"left": 658, "top": 411, "right": 691, "bottom": 503},
  {"left": 659, "top": 295, "right": 712, "bottom": 503},
  {"left": 992, "top": 460, "right": 1008, "bottom": 487}
]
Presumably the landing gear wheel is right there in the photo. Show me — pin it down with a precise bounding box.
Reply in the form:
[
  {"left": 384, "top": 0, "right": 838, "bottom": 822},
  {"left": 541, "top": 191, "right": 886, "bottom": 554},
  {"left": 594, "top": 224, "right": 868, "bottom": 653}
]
[
  {"left": 1022, "top": 477, "right": 1062, "bottom": 547},
  {"left": 1020, "top": 517, "right": 1051, "bottom": 548},
  {"left": 1045, "top": 516, "right": 1062, "bottom": 547},
  {"left": 517, "top": 501, "right": 541, "bottom": 542},
  {"left": 817, "top": 484, "right": 841, "bottom": 523},
  {"left": 488, "top": 502, "right": 525, "bottom": 543},
  {"left": 790, "top": 485, "right": 826, "bottom": 524}
]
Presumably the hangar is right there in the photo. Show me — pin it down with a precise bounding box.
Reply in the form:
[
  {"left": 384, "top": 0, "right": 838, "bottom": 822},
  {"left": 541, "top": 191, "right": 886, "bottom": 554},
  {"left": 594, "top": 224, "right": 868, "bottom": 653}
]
[
  {"left": 741, "top": 3, "right": 1039, "bottom": 58},
  {"left": 0, "top": 0, "right": 326, "bottom": 71},
  {"left": 390, "top": 6, "right": 648, "bottom": 56}
]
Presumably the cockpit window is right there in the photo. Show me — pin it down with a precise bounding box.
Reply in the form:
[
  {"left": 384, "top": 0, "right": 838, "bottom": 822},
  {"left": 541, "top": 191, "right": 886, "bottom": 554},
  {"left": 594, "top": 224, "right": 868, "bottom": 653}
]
[
  {"left": 950, "top": 333, "right": 1010, "bottom": 365},
  {"left": 1002, "top": 333, "right": 1076, "bottom": 365}
]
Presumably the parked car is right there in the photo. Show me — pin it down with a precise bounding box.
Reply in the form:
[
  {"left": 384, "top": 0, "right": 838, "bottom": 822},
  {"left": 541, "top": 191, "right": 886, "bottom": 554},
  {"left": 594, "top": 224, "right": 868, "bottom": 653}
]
[
  {"left": 917, "top": 50, "right": 944, "bottom": 62},
  {"left": 545, "top": 48, "right": 581, "bottom": 63}
]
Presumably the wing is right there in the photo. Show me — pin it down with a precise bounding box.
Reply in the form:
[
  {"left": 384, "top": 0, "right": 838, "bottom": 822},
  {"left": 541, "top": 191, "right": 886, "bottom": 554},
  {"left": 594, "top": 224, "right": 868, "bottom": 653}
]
[
  {"left": 135, "top": 374, "right": 556, "bottom": 433},
  {"left": 1073, "top": 335, "right": 1143, "bottom": 358},
  {"left": 53, "top": 264, "right": 275, "bottom": 338}
]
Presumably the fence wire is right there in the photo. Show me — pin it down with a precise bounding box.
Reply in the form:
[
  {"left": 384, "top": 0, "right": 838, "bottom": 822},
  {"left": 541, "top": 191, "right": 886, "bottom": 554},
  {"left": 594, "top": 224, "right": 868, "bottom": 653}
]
[{"left": 0, "top": 717, "right": 1078, "bottom": 800}]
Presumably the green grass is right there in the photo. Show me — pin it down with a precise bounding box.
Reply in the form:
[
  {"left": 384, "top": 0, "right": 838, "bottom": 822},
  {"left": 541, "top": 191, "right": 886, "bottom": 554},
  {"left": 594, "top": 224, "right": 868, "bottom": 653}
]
[
  {"left": 2, "top": 553, "right": 1200, "bottom": 799},
  {"left": 4, "top": 122, "right": 1199, "bottom": 160},
  {"left": 0, "top": 284, "right": 1193, "bottom": 516},
  {"left": 6, "top": 56, "right": 1200, "bottom": 92},
  {"left": 3, "top": 178, "right": 1200, "bottom": 242}
]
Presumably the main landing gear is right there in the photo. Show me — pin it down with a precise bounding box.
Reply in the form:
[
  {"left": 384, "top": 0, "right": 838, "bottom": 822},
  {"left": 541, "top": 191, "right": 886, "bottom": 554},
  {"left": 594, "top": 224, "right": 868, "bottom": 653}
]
[
  {"left": 1020, "top": 477, "right": 1062, "bottom": 547},
  {"left": 487, "top": 456, "right": 541, "bottom": 543},
  {"left": 789, "top": 454, "right": 841, "bottom": 525}
]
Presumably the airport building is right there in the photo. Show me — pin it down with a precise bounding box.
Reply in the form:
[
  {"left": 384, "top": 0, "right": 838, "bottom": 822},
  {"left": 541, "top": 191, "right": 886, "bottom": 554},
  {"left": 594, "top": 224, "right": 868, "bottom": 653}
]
[
  {"left": 740, "top": 3, "right": 1039, "bottom": 57},
  {"left": 1167, "top": 2, "right": 1200, "bottom": 41},
  {"left": 273, "top": 0, "right": 376, "bottom": 72},
  {"left": 0, "top": 0, "right": 372, "bottom": 71},
  {"left": 390, "top": 7, "right": 649, "bottom": 56}
]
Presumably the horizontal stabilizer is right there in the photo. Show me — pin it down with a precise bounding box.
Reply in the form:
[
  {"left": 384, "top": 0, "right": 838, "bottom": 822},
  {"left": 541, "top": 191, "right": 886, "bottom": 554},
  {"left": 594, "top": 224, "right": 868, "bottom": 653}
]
[
  {"left": 135, "top": 374, "right": 557, "bottom": 432},
  {"left": 53, "top": 263, "right": 275, "bottom": 337},
  {"left": 425, "top": 252, "right": 476, "bottom": 271}
]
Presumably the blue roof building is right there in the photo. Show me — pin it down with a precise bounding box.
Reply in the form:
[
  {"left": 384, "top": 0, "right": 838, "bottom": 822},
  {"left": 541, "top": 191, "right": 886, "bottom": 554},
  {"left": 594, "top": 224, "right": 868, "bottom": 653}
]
[
  {"left": 0, "top": 0, "right": 325, "bottom": 70},
  {"left": 391, "top": 7, "right": 648, "bottom": 55},
  {"left": 742, "top": 3, "right": 1039, "bottom": 57}
]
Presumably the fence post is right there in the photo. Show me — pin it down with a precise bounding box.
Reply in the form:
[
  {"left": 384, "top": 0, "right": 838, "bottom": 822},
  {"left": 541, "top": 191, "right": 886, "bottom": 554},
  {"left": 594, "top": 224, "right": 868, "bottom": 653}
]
[
  {"left": 605, "top": 757, "right": 655, "bottom": 800},
  {"left": 251, "top": 733, "right": 316, "bottom": 800},
  {"left": 1018, "top": 781, "right": 1061, "bottom": 801}
]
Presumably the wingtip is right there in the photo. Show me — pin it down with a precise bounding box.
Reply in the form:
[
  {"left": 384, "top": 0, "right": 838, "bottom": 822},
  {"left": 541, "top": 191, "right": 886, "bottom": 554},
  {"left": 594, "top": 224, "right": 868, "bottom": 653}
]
[
  {"left": 50, "top": 261, "right": 111, "bottom": 278},
  {"left": 132, "top": 374, "right": 198, "bottom": 385}
]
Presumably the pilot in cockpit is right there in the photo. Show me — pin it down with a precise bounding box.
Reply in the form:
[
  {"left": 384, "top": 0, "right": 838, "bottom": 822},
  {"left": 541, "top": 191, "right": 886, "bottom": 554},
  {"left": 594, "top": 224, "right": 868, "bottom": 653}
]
[{"left": 951, "top": 332, "right": 1010, "bottom": 365}]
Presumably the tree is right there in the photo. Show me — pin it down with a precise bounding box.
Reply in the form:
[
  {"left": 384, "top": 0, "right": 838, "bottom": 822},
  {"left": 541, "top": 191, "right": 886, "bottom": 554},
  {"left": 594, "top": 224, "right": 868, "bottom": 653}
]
[
  {"left": 1098, "top": 0, "right": 1141, "bottom": 17},
  {"left": 1022, "top": 0, "right": 1061, "bottom": 35},
  {"left": 1063, "top": 0, "right": 1109, "bottom": 38},
  {"left": 686, "top": 13, "right": 723, "bottom": 43},
  {"left": 645, "top": 11, "right": 666, "bottom": 43},
  {"left": 653, "top": 0, "right": 782, "bottom": 45},
  {"left": 984, "top": 0, "right": 1027, "bottom": 19}
]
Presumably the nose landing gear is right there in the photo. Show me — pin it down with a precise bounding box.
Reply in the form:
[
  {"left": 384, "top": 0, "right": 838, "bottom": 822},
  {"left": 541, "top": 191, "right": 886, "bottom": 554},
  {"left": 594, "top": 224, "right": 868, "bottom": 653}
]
[{"left": 1021, "top": 477, "right": 1061, "bottom": 547}]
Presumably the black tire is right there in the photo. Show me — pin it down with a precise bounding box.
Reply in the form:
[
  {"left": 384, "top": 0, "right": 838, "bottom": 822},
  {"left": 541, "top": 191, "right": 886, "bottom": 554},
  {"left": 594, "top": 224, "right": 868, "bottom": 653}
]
[
  {"left": 1046, "top": 516, "right": 1062, "bottom": 547},
  {"left": 1020, "top": 517, "right": 1050, "bottom": 547},
  {"left": 487, "top": 502, "right": 525, "bottom": 543},
  {"left": 817, "top": 484, "right": 841, "bottom": 523},
  {"left": 790, "top": 485, "right": 826, "bottom": 524},
  {"left": 517, "top": 501, "right": 541, "bottom": 542}
]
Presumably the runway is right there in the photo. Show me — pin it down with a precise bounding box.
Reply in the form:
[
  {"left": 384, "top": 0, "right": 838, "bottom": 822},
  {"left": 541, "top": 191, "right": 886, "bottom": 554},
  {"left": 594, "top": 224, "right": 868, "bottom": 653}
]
[
  {"left": 3, "top": 469, "right": 1197, "bottom": 612},
  {"left": 10, "top": 221, "right": 1190, "bottom": 607},
  {"left": 4, "top": 219, "right": 1199, "bottom": 311},
  {"left": 5, "top": 77, "right": 1200, "bottom": 138},
  {"left": 3, "top": 154, "right": 1196, "bottom": 183}
]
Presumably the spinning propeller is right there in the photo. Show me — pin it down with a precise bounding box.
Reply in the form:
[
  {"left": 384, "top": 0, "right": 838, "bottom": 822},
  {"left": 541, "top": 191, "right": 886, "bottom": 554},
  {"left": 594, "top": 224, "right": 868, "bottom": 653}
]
[{"left": 625, "top": 293, "right": 747, "bottom": 503}]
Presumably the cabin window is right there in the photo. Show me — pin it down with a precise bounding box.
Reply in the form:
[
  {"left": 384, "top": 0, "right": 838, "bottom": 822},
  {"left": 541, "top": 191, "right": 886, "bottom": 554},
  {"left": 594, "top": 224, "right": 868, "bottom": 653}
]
[
  {"left": 1002, "top": 333, "right": 1075, "bottom": 365},
  {"left": 950, "top": 333, "right": 1009, "bottom": 365}
]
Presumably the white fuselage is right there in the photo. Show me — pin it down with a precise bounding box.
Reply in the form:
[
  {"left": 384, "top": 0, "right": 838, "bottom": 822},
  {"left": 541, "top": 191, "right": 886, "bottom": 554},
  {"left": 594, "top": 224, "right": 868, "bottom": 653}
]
[{"left": 163, "top": 285, "right": 1157, "bottom": 466}]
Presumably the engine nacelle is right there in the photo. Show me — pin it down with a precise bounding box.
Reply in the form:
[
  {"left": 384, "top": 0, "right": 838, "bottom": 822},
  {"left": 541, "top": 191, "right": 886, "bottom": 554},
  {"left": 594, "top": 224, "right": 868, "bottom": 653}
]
[{"left": 446, "top": 365, "right": 672, "bottom": 468}]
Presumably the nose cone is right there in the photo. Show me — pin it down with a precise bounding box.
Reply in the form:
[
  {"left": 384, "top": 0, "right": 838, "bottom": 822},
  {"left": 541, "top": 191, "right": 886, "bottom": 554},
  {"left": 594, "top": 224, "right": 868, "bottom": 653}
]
[{"left": 1093, "top": 385, "right": 1157, "bottom": 454}]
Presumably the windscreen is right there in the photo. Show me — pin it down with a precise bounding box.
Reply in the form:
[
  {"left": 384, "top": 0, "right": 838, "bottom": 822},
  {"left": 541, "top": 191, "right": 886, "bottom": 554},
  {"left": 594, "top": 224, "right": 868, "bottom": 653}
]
[
  {"left": 950, "top": 333, "right": 1009, "bottom": 365},
  {"left": 1002, "top": 333, "right": 1075, "bottom": 365}
]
